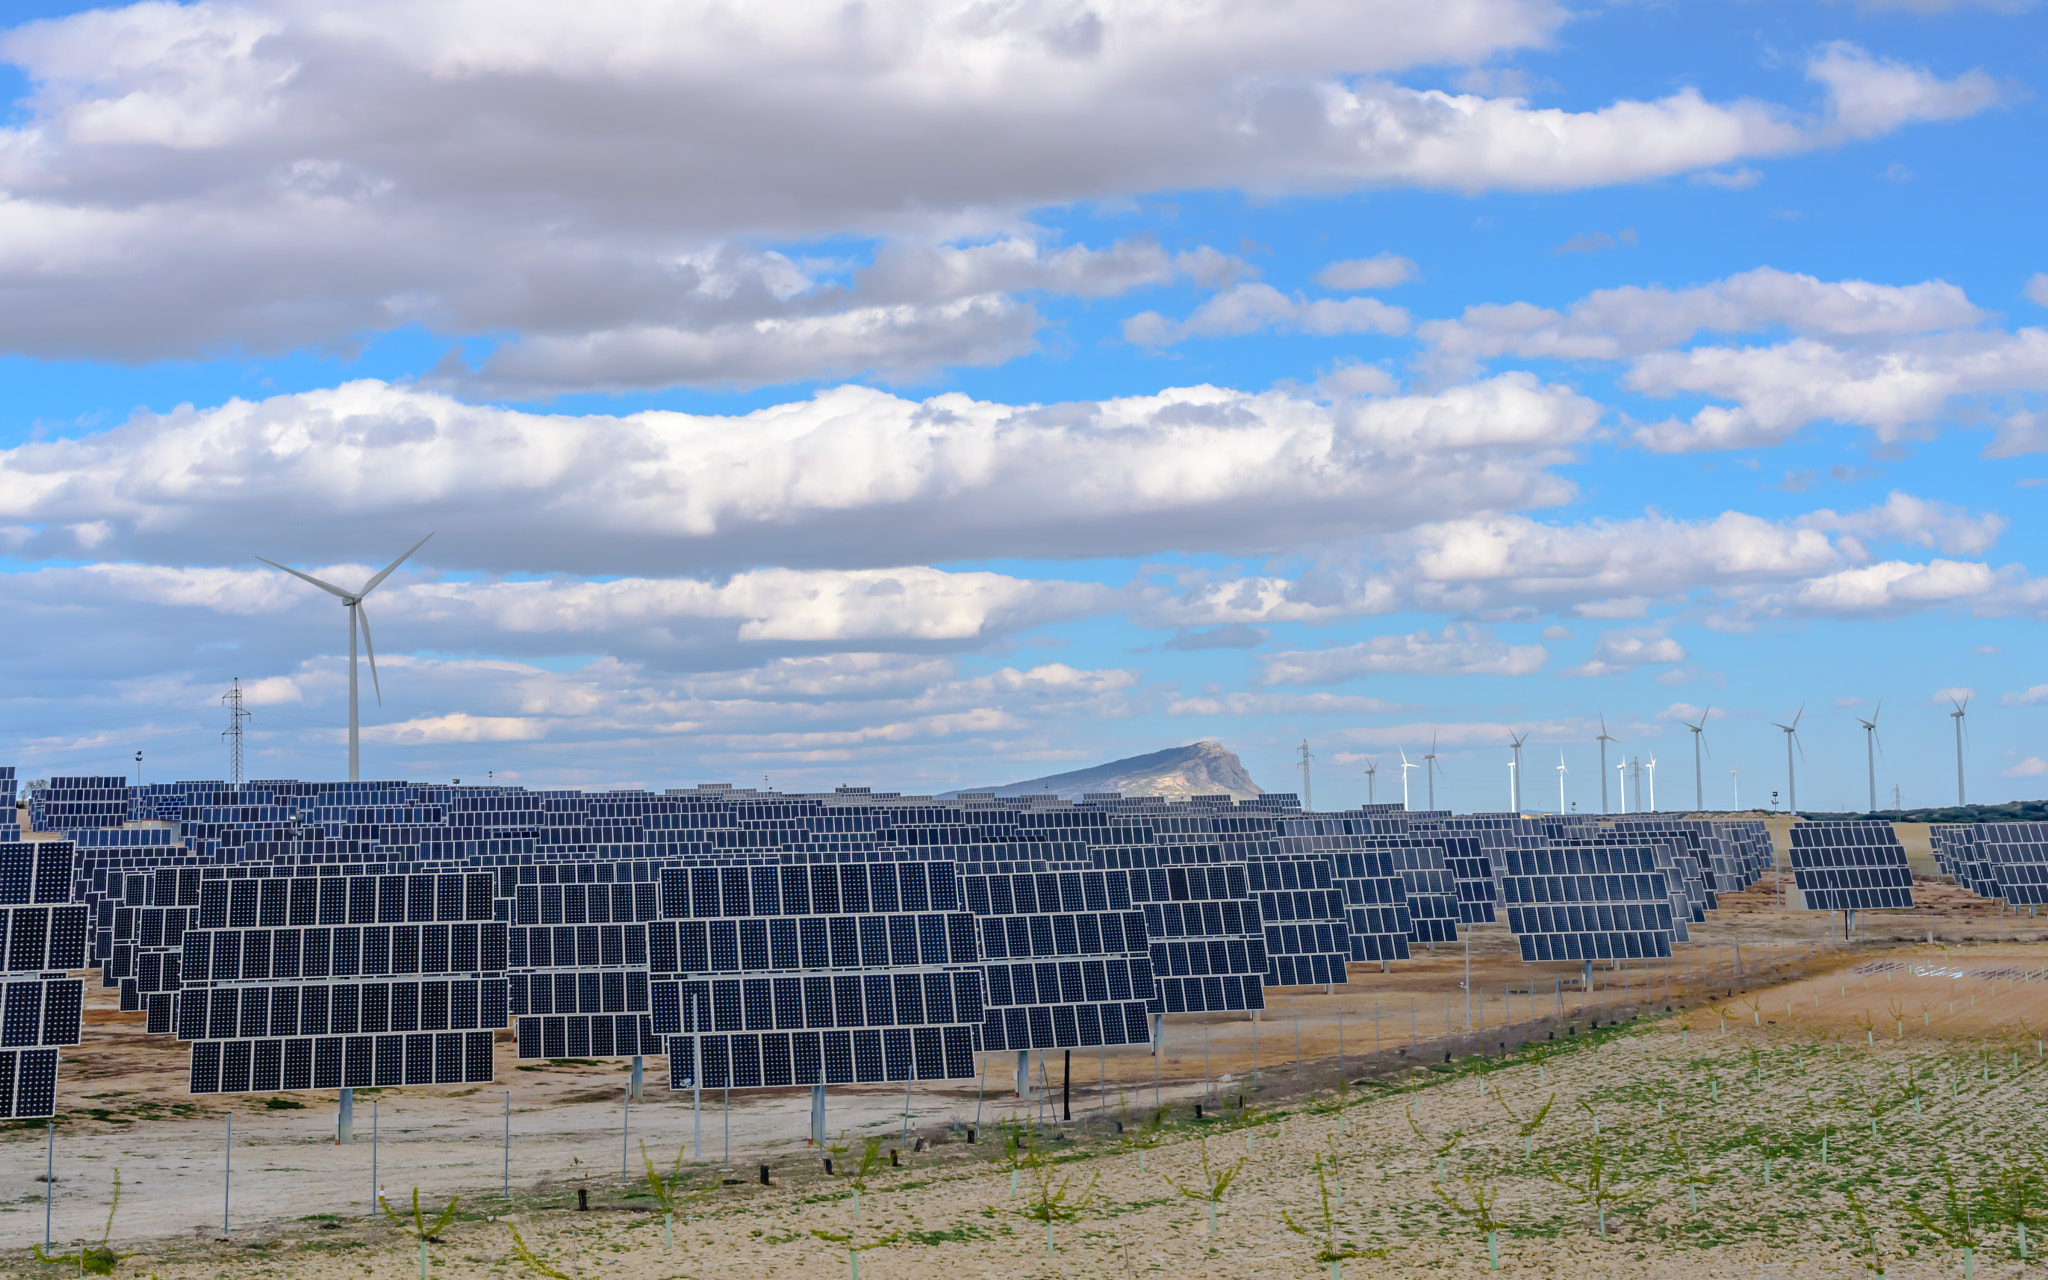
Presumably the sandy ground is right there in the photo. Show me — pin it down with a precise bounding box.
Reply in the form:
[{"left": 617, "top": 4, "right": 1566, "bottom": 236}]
[{"left": 8, "top": 863, "right": 2047, "bottom": 1278}]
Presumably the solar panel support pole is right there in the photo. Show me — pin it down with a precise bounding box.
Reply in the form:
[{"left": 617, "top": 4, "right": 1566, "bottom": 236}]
[
  {"left": 223, "top": 1113, "right": 231, "bottom": 1236},
  {"left": 1464, "top": 939, "right": 1472, "bottom": 1029},
  {"left": 622, "top": 1088, "right": 630, "bottom": 1187},
  {"left": 630, "top": 1056, "right": 643, "bottom": 1103},
  {"left": 1015, "top": 1049, "right": 1030, "bottom": 1100},
  {"left": 370, "top": 1101, "right": 378, "bottom": 1218},
  {"left": 43, "top": 1120, "right": 52, "bottom": 1250},
  {"left": 692, "top": 996, "right": 702, "bottom": 1160},
  {"left": 337, "top": 1087, "right": 354, "bottom": 1144},
  {"left": 810, "top": 1085, "right": 827, "bottom": 1147},
  {"left": 503, "top": 1093, "right": 510, "bottom": 1200}
]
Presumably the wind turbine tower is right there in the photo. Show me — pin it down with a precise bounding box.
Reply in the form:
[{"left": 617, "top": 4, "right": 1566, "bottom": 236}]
[
  {"left": 1556, "top": 752, "right": 1568, "bottom": 813},
  {"left": 1595, "top": 713, "right": 1617, "bottom": 814},
  {"left": 1507, "top": 730, "right": 1529, "bottom": 813},
  {"left": 258, "top": 534, "right": 433, "bottom": 783},
  {"left": 1399, "top": 749, "right": 1418, "bottom": 810},
  {"left": 1949, "top": 695, "right": 1969, "bottom": 805},
  {"left": 1771, "top": 706, "right": 1805, "bottom": 814},
  {"left": 1421, "top": 732, "right": 1440, "bottom": 810},
  {"left": 1362, "top": 757, "right": 1379, "bottom": 806},
  {"left": 1854, "top": 701, "right": 1882, "bottom": 813},
  {"left": 1682, "top": 706, "right": 1711, "bottom": 811}
]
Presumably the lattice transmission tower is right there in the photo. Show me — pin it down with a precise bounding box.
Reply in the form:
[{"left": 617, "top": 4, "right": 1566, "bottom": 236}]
[{"left": 222, "top": 678, "right": 253, "bottom": 785}]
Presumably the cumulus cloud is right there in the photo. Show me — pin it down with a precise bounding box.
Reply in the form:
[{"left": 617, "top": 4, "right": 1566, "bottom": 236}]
[
  {"left": 1797, "top": 490, "right": 2008, "bottom": 555},
  {"left": 0, "top": 3, "right": 1999, "bottom": 374},
  {"left": 1257, "top": 626, "right": 1548, "bottom": 684},
  {"left": 0, "top": 375, "right": 1599, "bottom": 574},
  {"left": 2003, "top": 757, "right": 2047, "bottom": 778},
  {"left": 1313, "top": 254, "right": 1419, "bottom": 291},
  {"left": 2027, "top": 275, "right": 2048, "bottom": 307},
  {"left": 1559, "top": 629, "right": 1687, "bottom": 678},
  {"left": 2000, "top": 686, "right": 2048, "bottom": 708},
  {"left": 1124, "top": 283, "right": 1409, "bottom": 346},
  {"left": 1163, "top": 692, "right": 1419, "bottom": 716}
]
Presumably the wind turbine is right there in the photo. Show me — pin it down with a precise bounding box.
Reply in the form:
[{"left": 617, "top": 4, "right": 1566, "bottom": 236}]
[
  {"left": 1595, "top": 712, "right": 1617, "bottom": 814},
  {"left": 1556, "top": 752, "right": 1568, "bottom": 814},
  {"left": 1506, "top": 761, "right": 1517, "bottom": 812},
  {"left": 1682, "top": 706, "right": 1712, "bottom": 811},
  {"left": 1645, "top": 753, "right": 1658, "bottom": 813},
  {"left": 1853, "top": 701, "right": 1882, "bottom": 813},
  {"left": 1730, "top": 767, "right": 1740, "bottom": 810},
  {"left": 1362, "top": 757, "right": 1379, "bottom": 806},
  {"left": 258, "top": 534, "right": 434, "bottom": 783},
  {"left": 1399, "top": 749, "right": 1419, "bottom": 810},
  {"left": 1771, "top": 706, "right": 1805, "bottom": 814},
  {"left": 1421, "top": 732, "right": 1440, "bottom": 811},
  {"left": 1616, "top": 759, "right": 1628, "bottom": 813},
  {"left": 1507, "top": 730, "right": 1529, "bottom": 812},
  {"left": 1949, "top": 695, "right": 1969, "bottom": 805}
]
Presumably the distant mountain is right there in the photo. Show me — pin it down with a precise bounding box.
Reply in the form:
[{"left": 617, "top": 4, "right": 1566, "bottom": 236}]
[{"left": 944, "top": 741, "right": 1265, "bottom": 802}]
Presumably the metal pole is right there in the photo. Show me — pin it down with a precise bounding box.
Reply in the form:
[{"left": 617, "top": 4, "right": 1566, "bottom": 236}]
[
  {"left": 722, "top": 1085, "right": 730, "bottom": 1171},
  {"left": 1204, "top": 1026, "right": 1211, "bottom": 1101},
  {"left": 1337, "top": 1013, "right": 1344, "bottom": 1074},
  {"left": 811, "top": 1085, "right": 827, "bottom": 1147},
  {"left": 503, "top": 1092, "right": 510, "bottom": 1200},
  {"left": 223, "top": 1113, "right": 231, "bottom": 1236},
  {"left": 630, "top": 1056, "right": 644, "bottom": 1103},
  {"left": 370, "top": 1101, "right": 378, "bottom": 1217},
  {"left": 338, "top": 1087, "right": 354, "bottom": 1145},
  {"left": 1464, "top": 938, "right": 1472, "bottom": 1028},
  {"left": 623, "top": 1087, "right": 631, "bottom": 1186},
  {"left": 1099, "top": 1042, "right": 1106, "bottom": 1116},
  {"left": 1155, "top": 1018, "right": 1164, "bottom": 1106},
  {"left": 44, "top": 1119, "right": 53, "bottom": 1249},
  {"left": 692, "top": 996, "right": 702, "bottom": 1160},
  {"left": 902, "top": 1073, "right": 912, "bottom": 1140},
  {"left": 974, "top": 1055, "right": 987, "bottom": 1132}
]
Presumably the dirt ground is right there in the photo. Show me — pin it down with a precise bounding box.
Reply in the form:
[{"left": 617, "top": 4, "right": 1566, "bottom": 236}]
[{"left": 7, "top": 857, "right": 2047, "bottom": 1279}]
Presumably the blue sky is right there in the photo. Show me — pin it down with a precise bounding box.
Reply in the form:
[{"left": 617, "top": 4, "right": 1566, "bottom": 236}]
[{"left": 0, "top": 0, "right": 2042, "bottom": 810}]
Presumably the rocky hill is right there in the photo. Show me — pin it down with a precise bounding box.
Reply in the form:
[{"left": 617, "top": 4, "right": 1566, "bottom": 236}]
[{"left": 945, "top": 741, "right": 1264, "bottom": 802}]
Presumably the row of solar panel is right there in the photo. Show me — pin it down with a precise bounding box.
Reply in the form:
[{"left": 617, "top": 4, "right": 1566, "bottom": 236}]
[
  {"left": 977, "top": 911, "right": 1146, "bottom": 962},
  {"left": 3, "top": 906, "right": 90, "bottom": 974},
  {"left": 1500, "top": 872, "right": 1671, "bottom": 907},
  {"left": 1154, "top": 973, "right": 1264, "bottom": 1014},
  {"left": 657, "top": 861, "right": 959, "bottom": 919},
  {"left": 0, "top": 844, "right": 74, "bottom": 907},
  {"left": 961, "top": 869, "right": 1136, "bottom": 916},
  {"left": 1516, "top": 931, "right": 1675, "bottom": 963},
  {"left": 3, "top": 979, "right": 84, "bottom": 1048},
  {"left": 979, "top": 1001, "right": 1154, "bottom": 1051},
  {"left": 189, "top": 1033, "right": 497, "bottom": 1093},
  {"left": 663, "top": 1024, "right": 978, "bottom": 1088},
  {"left": 175, "top": 979, "right": 511, "bottom": 1040},
  {"left": 176, "top": 872, "right": 499, "bottom": 927},
  {"left": 507, "top": 970, "right": 650, "bottom": 1016},
  {"left": 0, "top": 1047, "right": 57, "bottom": 1116},
  {"left": 511, "top": 882, "right": 658, "bottom": 925},
  {"left": 648, "top": 970, "right": 983, "bottom": 1035},
  {"left": 508, "top": 924, "right": 647, "bottom": 970},
  {"left": 181, "top": 924, "right": 510, "bottom": 981},
  {"left": 984, "top": 957, "right": 1150, "bottom": 1008},
  {"left": 515, "top": 1014, "right": 658, "bottom": 1059},
  {"left": 645, "top": 914, "right": 979, "bottom": 973}
]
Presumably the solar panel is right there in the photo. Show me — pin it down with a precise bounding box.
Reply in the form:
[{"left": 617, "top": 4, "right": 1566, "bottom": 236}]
[
  {"left": 1788, "top": 822, "right": 1914, "bottom": 912},
  {"left": 1499, "top": 845, "right": 1677, "bottom": 963},
  {"left": 1245, "top": 856, "right": 1350, "bottom": 989}
]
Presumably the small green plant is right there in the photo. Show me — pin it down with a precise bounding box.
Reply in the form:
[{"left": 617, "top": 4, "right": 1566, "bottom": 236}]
[
  {"left": 639, "top": 1139, "right": 714, "bottom": 1249},
  {"left": 33, "top": 1167, "right": 127, "bottom": 1275},
  {"left": 1013, "top": 1160, "right": 1099, "bottom": 1256},
  {"left": 1433, "top": 1172, "right": 1507, "bottom": 1270},
  {"left": 1407, "top": 1102, "right": 1464, "bottom": 1180},
  {"left": 507, "top": 1220, "right": 585, "bottom": 1280},
  {"left": 1906, "top": 1153, "right": 1983, "bottom": 1280},
  {"left": 1118, "top": 1098, "right": 1168, "bottom": 1172},
  {"left": 1666, "top": 1129, "right": 1717, "bottom": 1214},
  {"left": 1845, "top": 1187, "right": 1893, "bottom": 1279},
  {"left": 1983, "top": 1156, "right": 2048, "bottom": 1260},
  {"left": 844, "top": 1134, "right": 889, "bottom": 1219},
  {"left": 1285, "top": 1159, "right": 1390, "bottom": 1279},
  {"left": 1541, "top": 1128, "right": 1647, "bottom": 1239},
  {"left": 381, "top": 1187, "right": 459, "bottom": 1280},
  {"left": 1497, "top": 1090, "right": 1554, "bottom": 1158},
  {"left": 1162, "top": 1137, "right": 1247, "bottom": 1237},
  {"left": 989, "top": 1117, "right": 1038, "bottom": 1196},
  {"left": 810, "top": 1225, "right": 901, "bottom": 1280}
]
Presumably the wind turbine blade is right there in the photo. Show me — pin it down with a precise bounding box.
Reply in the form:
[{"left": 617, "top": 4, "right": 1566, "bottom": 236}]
[
  {"left": 360, "top": 533, "right": 434, "bottom": 596},
  {"left": 1871, "top": 698, "right": 1880, "bottom": 726},
  {"left": 356, "top": 602, "right": 384, "bottom": 707},
  {"left": 256, "top": 557, "right": 356, "bottom": 601},
  {"left": 1874, "top": 728, "right": 1884, "bottom": 759}
]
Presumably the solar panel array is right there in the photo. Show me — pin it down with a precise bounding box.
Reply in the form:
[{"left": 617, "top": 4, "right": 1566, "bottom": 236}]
[
  {"left": 0, "top": 839, "right": 85, "bottom": 1117},
  {"left": 1788, "top": 821, "right": 1914, "bottom": 911},
  {"left": 17, "top": 763, "right": 1815, "bottom": 1114},
  {"left": 1932, "top": 823, "right": 2048, "bottom": 907},
  {"left": 1500, "top": 845, "right": 1676, "bottom": 962}
]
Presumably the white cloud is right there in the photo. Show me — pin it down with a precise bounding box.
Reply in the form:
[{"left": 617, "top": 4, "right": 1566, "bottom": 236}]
[
  {"left": 1797, "top": 490, "right": 2008, "bottom": 555},
  {"left": 2000, "top": 685, "right": 2048, "bottom": 708},
  {"left": 1313, "top": 254, "right": 1418, "bottom": 291},
  {"left": 2027, "top": 275, "right": 2048, "bottom": 308},
  {"left": 0, "top": 5, "right": 1999, "bottom": 372},
  {"left": 1257, "top": 626, "right": 1548, "bottom": 684},
  {"left": 2003, "top": 757, "right": 2047, "bottom": 779},
  {"left": 1560, "top": 629, "right": 1686, "bottom": 678},
  {"left": 1929, "top": 686, "right": 1978, "bottom": 705},
  {"left": 1163, "top": 692, "right": 1420, "bottom": 716},
  {"left": 1655, "top": 702, "right": 1725, "bottom": 722},
  {"left": 0, "top": 375, "right": 1598, "bottom": 574},
  {"left": 1419, "top": 266, "right": 1983, "bottom": 378},
  {"left": 1727, "top": 559, "right": 2000, "bottom": 618},
  {"left": 1124, "top": 283, "right": 1410, "bottom": 347},
  {"left": 1691, "top": 167, "right": 1762, "bottom": 190}
]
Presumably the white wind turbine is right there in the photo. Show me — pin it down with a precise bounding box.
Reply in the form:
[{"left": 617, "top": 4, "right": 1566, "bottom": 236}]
[
  {"left": 1555, "top": 752, "right": 1568, "bottom": 813},
  {"left": 1362, "top": 757, "right": 1379, "bottom": 806},
  {"left": 1771, "top": 706, "right": 1805, "bottom": 814},
  {"left": 1645, "top": 753, "right": 1658, "bottom": 813},
  {"left": 258, "top": 534, "right": 434, "bottom": 783},
  {"left": 1595, "top": 711, "right": 1618, "bottom": 814},
  {"left": 1682, "top": 706, "right": 1712, "bottom": 811},
  {"left": 1854, "top": 701, "right": 1883, "bottom": 813},
  {"left": 1730, "top": 767, "right": 1740, "bottom": 810},
  {"left": 1949, "top": 694, "right": 1970, "bottom": 805},
  {"left": 1399, "top": 749, "right": 1419, "bottom": 810},
  {"left": 1506, "top": 761, "right": 1517, "bottom": 812},
  {"left": 1616, "top": 759, "right": 1627, "bottom": 813},
  {"left": 1507, "top": 729, "right": 1529, "bottom": 812},
  {"left": 1421, "top": 731, "right": 1441, "bottom": 811}
]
